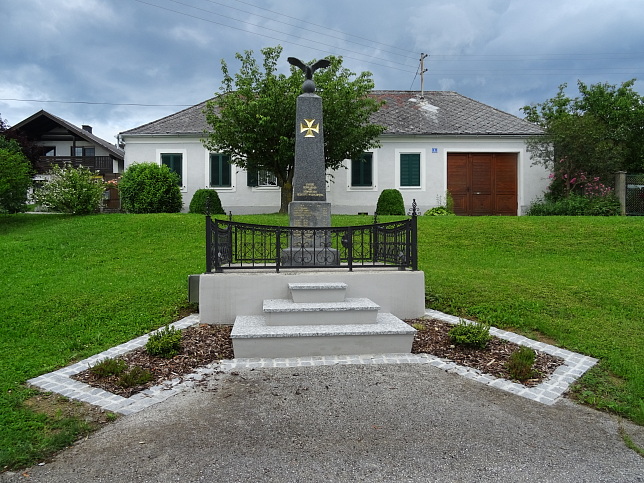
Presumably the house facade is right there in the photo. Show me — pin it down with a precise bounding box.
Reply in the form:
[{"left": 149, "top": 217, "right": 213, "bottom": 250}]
[
  {"left": 9, "top": 110, "right": 125, "bottom": 210},
  {"left": 120, "top": 91, "right": 548, "bottom": 215}
]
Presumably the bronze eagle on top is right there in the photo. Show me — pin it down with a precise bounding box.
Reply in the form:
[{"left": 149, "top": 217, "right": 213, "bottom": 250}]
[{"left": 287, "top": 57, "right": 331, "bottom": 80}]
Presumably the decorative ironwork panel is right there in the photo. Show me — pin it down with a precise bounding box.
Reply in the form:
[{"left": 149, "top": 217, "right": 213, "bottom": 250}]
[{"left": 205, "top": 217, "right": 417, "bottom": 272}]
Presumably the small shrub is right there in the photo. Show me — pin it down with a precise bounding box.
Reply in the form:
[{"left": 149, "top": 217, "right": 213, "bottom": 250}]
[
  {"left": 376, "top": 189, "right": 405, "bottom": 215},
  {"left": 527, "top": 193, "right": 621, "bottom": 216},
  {"left": 411, "top": 322, "right": 426, "bottom": 331},
  {"left": 117, "top": 366, "right": 153, "bottom": 387},
  {"left": 32, "top": 164, "right": 105, "bottom": 214},
  {"left": 145, "top": 324, "right": 182, "bottom": 358},
  {"left": 89, "top": 358, "right": 127, "bottom": 378},
  {"left": 189, "top": 189, "right": 225, "bottom": 214},
  {"left": 507, "top": 346, "right": 536, "bottom": 382},
  {"left": 424, "top": 206, "right": 454, "bottom": 216},
  {"left": 119, "top": 163, "right": 182, "bottom": 213},
  {"left": 448, "top": 319, "right": 492, "bottom": 349}
]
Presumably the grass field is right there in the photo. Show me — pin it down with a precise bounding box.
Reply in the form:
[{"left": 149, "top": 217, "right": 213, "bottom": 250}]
[{"left": 0, "top": 213, "right": 642, "bottom": 469}]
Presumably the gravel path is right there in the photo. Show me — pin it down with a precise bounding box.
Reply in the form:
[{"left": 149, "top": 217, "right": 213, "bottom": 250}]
[{"left": 4, "top": 363, "right": 643, "bottom": 482}]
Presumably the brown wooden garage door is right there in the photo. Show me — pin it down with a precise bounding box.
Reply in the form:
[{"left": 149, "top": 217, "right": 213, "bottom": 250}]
[{"left": 447, "top": 153, "right": 517, "bottom": 216}]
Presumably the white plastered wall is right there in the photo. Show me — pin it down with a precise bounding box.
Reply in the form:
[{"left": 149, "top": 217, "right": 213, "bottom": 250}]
[{"left": 122, "top": 134, "right": 549, "bottom": 215}]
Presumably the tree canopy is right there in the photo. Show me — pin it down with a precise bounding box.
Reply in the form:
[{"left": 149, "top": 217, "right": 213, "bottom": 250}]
[
  {"left": 0, "top": 134, "right": 32, "bottom": 213},
  {"left": 522, "top": 80, "right": 644, "bottom": 198},
  {"left": 202, "top": 46, "right": 385, "bottom": 213}
]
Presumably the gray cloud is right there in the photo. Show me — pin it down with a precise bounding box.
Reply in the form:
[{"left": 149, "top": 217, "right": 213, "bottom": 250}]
[{"left": 1, "top": 0, "right": 643, "bottom": 143}]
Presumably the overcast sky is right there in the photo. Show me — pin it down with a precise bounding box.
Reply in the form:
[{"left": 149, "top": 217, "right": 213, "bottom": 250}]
[{"left": 2, "top": 0, "right": 643, "bottom": 143}]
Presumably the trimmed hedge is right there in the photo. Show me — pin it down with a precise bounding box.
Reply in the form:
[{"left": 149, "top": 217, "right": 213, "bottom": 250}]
[
  {"left": 189, "top": 189, "right": 225, "bottom": 215},
  {"left": 119, "top": 163, "right": 182, "bottom": 213},
  {"left": 376, "top": 189, "right": 405, "bottom": 215}
]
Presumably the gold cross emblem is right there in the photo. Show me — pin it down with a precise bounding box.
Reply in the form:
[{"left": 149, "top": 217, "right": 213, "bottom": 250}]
[{"left": 300, "top": 119, "right": 319, "bottom": 138}]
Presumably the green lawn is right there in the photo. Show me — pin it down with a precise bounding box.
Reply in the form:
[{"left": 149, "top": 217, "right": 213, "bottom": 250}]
[{"left": 0, "top": 213, "right": 642, "bottom": 469}]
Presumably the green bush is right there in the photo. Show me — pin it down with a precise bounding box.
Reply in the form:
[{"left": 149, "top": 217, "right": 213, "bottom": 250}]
[
  {"left": 527, "top": 193, "right": 621, "bottom": 216},
  {"left": 507, "top": 346, "right": 536, "bottom": 382},
  {"left": 145, "top": 324, "right": 182, "bottom": 358},
  {"left": 189, "top": 189, "right": 225, "bottom": 214},
  {"left": 117, "top": 366, "right": 153, "bottom": 388},
  {"left": 448, "top": 319, "right": 492, "bottom": 349},
  {"left": 376, "top": 189, "right": 405, "bottom": 215},
  {"left": 32, "top": 164, "right": 105, "bottom": 214},
  {"left": 0, "top": 138, "right": 32, "bottom": 213},
  {"left": 119, "top": 163, "right": 182, "bottom": 213},
  {"left": 89, "top": 358, "right": 127, "bottom": 377}
]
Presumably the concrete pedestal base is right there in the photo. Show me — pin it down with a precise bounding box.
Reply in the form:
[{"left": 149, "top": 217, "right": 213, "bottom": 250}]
[{"left": 198, "top": 269, "right": 425, "bottom": 325}]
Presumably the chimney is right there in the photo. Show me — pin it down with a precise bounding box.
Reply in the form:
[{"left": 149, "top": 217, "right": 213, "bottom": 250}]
[{"left": 82, "top": 125, "right": 93, "bottom": 134}]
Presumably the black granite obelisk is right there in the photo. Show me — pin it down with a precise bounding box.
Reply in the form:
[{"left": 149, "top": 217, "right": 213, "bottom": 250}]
[{"left": 281, "top": 57, "right": 338, "bottom": 266}]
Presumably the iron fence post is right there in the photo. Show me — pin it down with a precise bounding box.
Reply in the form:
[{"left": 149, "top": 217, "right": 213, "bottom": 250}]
[
  {"left": 347, "top": 226, "right": 353, "bottom": 272},
  {"left": 276, "top": 227, "right": 281, "bottom": 273},
  {"left": 410, "top": 199, "right": 418, "bottom": 271},
  {"left": 205, "top": 214, "right": 212, "bottom": 273}
]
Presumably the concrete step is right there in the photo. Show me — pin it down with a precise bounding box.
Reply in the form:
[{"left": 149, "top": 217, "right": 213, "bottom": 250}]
[
  {"left": 263, "top": 298, "right": 379, "bottom": 326},
  {"left": 231, "top": 312, "right": 416, "bottom": 358},
  {"left": 288, "top": 282, "right": 347, "bottom": 303}
]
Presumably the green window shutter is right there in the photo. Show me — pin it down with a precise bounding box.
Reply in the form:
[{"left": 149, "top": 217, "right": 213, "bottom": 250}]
[
  {"left": 351, "top": 152, "right": 373, "bottom": 187},
  {"left": 210, "top": 153, "right": 231, "bottom": 187},
  {"left": 246, "top": 167, "right": 258, "bottom": 187},
  {"left": 400, "top": 153, "right": 420, "bottom": 187},
  {"left": 161, "top": 153, "right": 183, "bottom": 186}
]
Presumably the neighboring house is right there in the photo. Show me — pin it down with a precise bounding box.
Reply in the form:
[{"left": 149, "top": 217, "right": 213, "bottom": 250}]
[
  {"left": 119, "top": 91, "right": 547, "bottom": 215},
  {"left": 9, "top": 110, "right": 124, "bottom": 210}
]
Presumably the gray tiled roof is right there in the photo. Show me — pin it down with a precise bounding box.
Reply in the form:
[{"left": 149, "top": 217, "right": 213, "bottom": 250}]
[
  {"left": 120, "top": 91, "right": 542, "bottom": 137},
  {"left": 371, "top": 91, "right": 543, "bottom": 136},
  {"left": 120, "top": 100, "right": 213, "bottom": 135}
]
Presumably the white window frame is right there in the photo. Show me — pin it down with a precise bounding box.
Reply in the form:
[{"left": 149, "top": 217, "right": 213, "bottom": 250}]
[
  {"left": 347, "top": 151, "right": 378, "bottom": 191},
  {"left": 395, "top": 149, "right": 425, "bottom": 191},
  {"left": 205, "top": 151, "right": 236, "bottom": 191},
  {"left": 157, "top": 148, "right": 187, "bottom": 192}
]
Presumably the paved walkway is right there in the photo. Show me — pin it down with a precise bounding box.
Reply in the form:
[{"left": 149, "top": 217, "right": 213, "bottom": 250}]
[
  {"left": 8, "top": 310, "right": 642, "bottom": 482},
  {"left": 27, "top": 310, "right": 598, "bottom": 415},
  {"left": 5, "top": 363, "right": 643, "bottom": 482}
]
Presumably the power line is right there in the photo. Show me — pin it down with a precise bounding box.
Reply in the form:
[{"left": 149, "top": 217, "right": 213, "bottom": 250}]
[
  {"left": 197, "top": 0, "right": 420, "bottom": 62},
  {"left": 0, "top": 98, "right": 194, "bottom": 107},
  {"left": 132, "top": 0, "right": 418, "bottom": 74}
]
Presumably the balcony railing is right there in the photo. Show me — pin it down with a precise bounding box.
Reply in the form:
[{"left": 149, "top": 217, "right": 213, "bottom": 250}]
[
  {"left": 38, "top": 156, "right": 114, "bottom": 174},
  {"left": 206, "top": 215, "right": 418, "bottom": 273}
]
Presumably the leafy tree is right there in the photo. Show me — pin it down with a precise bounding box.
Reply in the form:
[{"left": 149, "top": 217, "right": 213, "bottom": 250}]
[
  {"left": 522, "top": 80, "right": 644, "bottom": 199},
  {"left": 0, "top": 135, "right": 32, "bottom": 213},
  {"left": 0, "top": 113, "right": 45, "bottom": 173},
  {"left": 203, "top": 46, "right": 385, "bottom": 213}
]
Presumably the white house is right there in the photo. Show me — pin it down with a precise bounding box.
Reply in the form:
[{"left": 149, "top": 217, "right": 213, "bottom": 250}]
[{"left": 119, "top": 90, "right": 547, "bottom": 215}]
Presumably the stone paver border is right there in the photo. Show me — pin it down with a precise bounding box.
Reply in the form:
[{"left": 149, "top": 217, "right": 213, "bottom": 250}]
[{"left": 27, "top": 310, "right": 597, "bottom": 415}]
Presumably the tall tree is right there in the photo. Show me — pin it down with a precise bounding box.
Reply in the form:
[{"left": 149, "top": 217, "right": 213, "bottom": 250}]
[
  {"left": 0, "top": 134, "right": 32, "bottom": 213},
  {"left": 203, "top": 46, "right": 385, "bottom": 213},
  {"left": 522, "top": 80, "right": 644, "bottom": 198}
]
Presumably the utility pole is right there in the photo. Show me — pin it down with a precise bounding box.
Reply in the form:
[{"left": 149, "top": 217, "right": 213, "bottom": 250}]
[{"left": 419, "top": 53, "right": 428, "bottom": 99}]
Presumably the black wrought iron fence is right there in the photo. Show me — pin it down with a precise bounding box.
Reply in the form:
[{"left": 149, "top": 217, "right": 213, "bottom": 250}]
[
  {"left": 626, "top": 174, "right": 644, "bottom": 216},
  {"left": 205, "top": 215, "right": 418, "bottom": 272}
]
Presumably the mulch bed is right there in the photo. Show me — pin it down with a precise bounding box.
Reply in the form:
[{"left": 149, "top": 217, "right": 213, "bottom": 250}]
[
  {"left": 406, "top": 318, "right": 563, "bottom": 387},
  {"left": 73, "top": 324, "right": 234, "bottom": 398},
  {"left": 73, "top": 318, "right": 564, "bottom": 397}
]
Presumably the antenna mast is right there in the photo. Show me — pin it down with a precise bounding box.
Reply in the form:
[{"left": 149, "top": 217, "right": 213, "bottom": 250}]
[{"left": 419, "top": 53, "right": 428, "bottom": 99}]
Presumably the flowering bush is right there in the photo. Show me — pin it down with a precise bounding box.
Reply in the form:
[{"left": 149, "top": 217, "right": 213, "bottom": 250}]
[{"left": 32, "top": 164, "right": 105, "bottom": 214}]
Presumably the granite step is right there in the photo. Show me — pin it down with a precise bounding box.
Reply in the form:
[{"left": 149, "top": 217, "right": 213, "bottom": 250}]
[
  {"left": 288, "top": 282, "right": 347, "bottom": 303},
  {"left": 263, "top": 297, "right": 379, "bottom": 326},
  {"left": 231, "top": 312, "right": 416, "bottom": 358}
]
